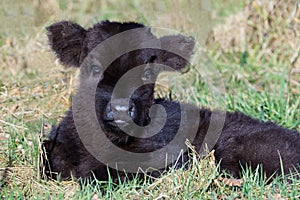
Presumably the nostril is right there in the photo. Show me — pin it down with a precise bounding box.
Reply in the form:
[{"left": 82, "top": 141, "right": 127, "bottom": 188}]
[
  {"left": 129, "top": 105, "right": 135, "bottom": 119},
  {"left": 104, "top": 103, "right": 114, "bottom": 121},
  {"left": 106, "top": 110, "right": 114, "bottom": 121}
]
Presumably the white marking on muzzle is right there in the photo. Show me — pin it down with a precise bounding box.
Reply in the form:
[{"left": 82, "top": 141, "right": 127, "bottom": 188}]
[{"left": 115, "top": 105, "right": 128, "bottom": 111}]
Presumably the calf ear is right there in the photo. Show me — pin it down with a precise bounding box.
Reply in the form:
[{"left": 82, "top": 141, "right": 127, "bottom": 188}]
[
  {"left": 158, "top": 35, "right": 195, "bottom": 71},
  {"left": 46, "top": 21, "right": 87, "bottom": 67}
]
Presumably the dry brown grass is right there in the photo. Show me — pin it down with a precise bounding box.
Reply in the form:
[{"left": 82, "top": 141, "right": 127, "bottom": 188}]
[{"left": 207, "top": 0, "right": 300, "bottom": 93}]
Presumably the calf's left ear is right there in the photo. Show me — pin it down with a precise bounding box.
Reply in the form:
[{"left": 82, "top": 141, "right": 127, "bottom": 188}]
[
  {"left": 46, "top": 21, "right": 87, "bottom": 67},
  {"left": 157, "top": 34, "right": 195, "bottom": 71}
]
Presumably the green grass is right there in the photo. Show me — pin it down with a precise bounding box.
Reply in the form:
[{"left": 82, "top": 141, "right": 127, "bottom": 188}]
[{"left": 0, "top": 0, "right": 299, "bottom": 199}]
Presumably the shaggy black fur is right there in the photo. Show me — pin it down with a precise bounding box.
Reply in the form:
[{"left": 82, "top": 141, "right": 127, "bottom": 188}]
[{"left": 43, "top": 20, "right": 300, "bottom": 183}]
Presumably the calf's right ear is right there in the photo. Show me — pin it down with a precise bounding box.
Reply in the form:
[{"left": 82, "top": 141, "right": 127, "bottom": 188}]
[{"left": 46, "top": 21, "right": 87, "bottom": 67}]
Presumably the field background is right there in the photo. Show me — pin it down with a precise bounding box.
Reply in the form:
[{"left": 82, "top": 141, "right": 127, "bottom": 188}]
[{"left": 0, "top": 0, "right": 299, "bottom": 199}]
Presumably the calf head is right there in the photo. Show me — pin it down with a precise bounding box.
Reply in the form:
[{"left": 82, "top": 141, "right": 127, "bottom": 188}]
[
  {"left": 46, "top": 20, "right": 195, "bottom": 86},
  {"left": 46, "top": 20, "right": 196, "bottom": 145},
  {"left": 43, "top": 20, "right": 195, "bottom": 180}
]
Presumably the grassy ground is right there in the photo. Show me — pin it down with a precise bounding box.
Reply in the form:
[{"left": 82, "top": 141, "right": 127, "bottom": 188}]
[{"left": 0, "top": 0, "right": 299, "bottom": 199}]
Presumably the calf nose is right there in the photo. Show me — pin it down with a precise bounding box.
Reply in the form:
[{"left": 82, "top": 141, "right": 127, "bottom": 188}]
[
  {"left": 112, "top": 104, "right": 130, "bottom": 127},
  {"left": 108, "top": 99, "right": 130, "bottom": 127}
]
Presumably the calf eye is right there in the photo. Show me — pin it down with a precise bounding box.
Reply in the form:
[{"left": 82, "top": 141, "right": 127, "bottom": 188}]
[
  {"left": 142, "top": 68, "right": 153, "bottom": 81},
  {"left": 143, "top": 56, "right": 158, "bottom": 82},
  {"left": 91, "top": 65, "right": 101, "bottom": 75},
  {"left": 146, "top": 55, "right": 157, "bottom": 64}
]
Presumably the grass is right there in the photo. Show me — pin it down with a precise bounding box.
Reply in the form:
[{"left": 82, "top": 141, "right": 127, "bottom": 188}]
[{"left": 0, "top": 0, "right": 299, "bottom": 199}]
